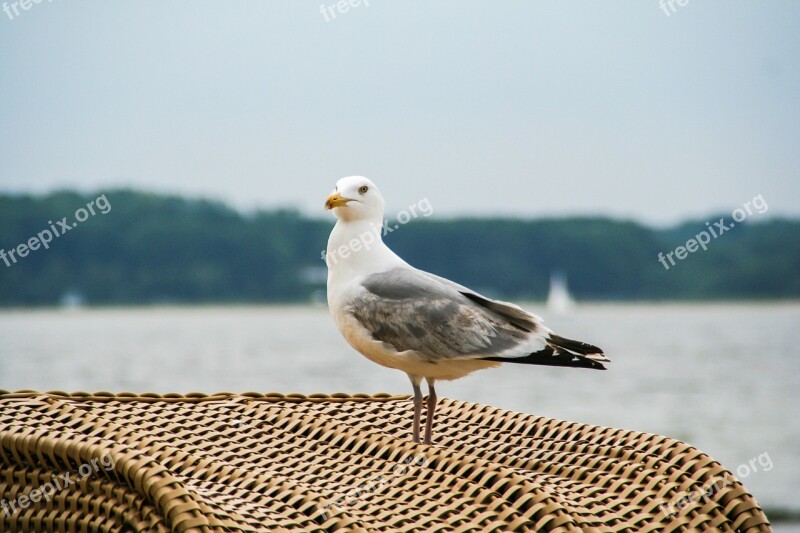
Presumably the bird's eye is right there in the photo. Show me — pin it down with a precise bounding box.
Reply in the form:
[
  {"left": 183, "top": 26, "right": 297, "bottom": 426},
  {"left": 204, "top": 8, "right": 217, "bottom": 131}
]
[{"left": 358, "top": 186, "right": 369, "bottom": 194}]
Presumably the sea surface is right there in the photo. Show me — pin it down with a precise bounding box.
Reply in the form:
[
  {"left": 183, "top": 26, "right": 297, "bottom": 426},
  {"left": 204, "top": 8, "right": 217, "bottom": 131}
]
[{"left": 1, "top": 303, "right": 798, "bottom": 526}]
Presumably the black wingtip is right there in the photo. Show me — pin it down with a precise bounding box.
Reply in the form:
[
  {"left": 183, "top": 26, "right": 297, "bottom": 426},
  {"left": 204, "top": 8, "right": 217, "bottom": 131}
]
[
  {"left": 482, "top": 345, "right": 608, "bottom": 370},
  {"left": 548, "top": 334, "right": 604, "bottom": 356}
]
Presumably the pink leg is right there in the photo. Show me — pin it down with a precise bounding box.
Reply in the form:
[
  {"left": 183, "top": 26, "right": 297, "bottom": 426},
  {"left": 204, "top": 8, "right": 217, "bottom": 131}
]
[
  {"left": 423, "top": 378, "right": 437, "bottom": 445},
  {"left": 410, "top": 376, "right": 423, "bottom": 443}
]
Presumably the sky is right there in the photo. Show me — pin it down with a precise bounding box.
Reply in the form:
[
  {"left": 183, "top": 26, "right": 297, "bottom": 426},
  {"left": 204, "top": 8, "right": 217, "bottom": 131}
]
[{"left": 1, "top": 1, "right": 798, "bottom": 225}]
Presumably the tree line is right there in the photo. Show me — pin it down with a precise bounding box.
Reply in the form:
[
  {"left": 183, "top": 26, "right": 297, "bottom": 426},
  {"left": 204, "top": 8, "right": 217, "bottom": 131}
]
[{"left": 0, "top": 189, "right": 797, "bottom": 306}]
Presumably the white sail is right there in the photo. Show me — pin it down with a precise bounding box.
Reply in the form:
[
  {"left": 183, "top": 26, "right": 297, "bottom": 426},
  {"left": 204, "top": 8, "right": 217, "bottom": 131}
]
[{"left": 546, "top": 272, "right": 574, "bottom": 315}]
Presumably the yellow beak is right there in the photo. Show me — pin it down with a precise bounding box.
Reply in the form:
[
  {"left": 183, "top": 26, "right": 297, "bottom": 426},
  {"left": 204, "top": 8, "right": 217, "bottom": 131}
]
[{"left": 325, "top": 192, "right": 350, "bottom": 210}]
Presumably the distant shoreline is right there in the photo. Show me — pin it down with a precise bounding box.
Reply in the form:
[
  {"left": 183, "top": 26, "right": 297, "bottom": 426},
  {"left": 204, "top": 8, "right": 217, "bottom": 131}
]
[
  {"left": 2, "top": 190, "right": 799, "bottom": 305},
  {"left": 1, "top": 299, "right": 799, "bottom": 313}
]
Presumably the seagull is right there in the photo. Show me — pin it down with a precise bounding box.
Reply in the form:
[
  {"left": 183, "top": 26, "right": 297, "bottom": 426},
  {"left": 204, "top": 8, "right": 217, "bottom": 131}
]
[{"left": 324, "top": 176, "right": 610, "bottom": 444}]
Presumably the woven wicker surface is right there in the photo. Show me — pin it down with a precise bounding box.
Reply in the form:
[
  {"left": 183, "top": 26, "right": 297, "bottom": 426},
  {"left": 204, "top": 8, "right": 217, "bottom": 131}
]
[{"left": 0, "top": 391, "right": 770, "bottom": 532}]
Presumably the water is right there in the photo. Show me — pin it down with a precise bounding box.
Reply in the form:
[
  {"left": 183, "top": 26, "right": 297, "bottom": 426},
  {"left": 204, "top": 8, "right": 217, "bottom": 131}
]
[{"left": 1, "top": 303, "right": 798, "bottom": 522}]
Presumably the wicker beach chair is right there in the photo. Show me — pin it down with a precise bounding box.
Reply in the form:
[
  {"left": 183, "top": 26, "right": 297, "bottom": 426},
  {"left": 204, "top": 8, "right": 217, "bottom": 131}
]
[{"left": 0, "top": 391, "right": 770, "bottom": 532}]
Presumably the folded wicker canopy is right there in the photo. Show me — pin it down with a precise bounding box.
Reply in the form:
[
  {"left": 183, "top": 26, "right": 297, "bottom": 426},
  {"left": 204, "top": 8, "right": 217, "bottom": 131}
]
[{"left": 0, "top": 391, "right": 770, "bottom": 532}]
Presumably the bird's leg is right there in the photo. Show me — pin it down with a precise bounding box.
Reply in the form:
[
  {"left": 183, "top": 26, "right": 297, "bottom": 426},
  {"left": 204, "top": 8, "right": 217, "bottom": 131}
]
[
  {"left": 410, "top": 376, "right": 423, "bottom": 444},
  {"left": 423, "top": 378, "right": 437, "bottom": 445}
]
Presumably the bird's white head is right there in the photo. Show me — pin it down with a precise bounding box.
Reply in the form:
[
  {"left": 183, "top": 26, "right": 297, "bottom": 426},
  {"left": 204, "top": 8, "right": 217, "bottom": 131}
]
[{"left": 324, "top": 176, "right": 385, "bottom": 223}]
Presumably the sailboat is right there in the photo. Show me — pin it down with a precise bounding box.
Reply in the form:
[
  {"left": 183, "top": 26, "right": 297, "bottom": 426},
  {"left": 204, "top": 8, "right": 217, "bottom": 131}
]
[
  {"left": 546, "top": 271, "right": 574, "bottom": 315},
  {"left": 59, "top": 289, "right": 85, "bottom": 310}
]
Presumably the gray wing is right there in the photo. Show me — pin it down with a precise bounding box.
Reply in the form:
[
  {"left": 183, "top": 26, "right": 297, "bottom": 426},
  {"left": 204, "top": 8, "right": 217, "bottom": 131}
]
[
  {"left": 420, "top": 271, "right": 544, "bottom": 332},
  {"left": 346, "top": 268, "right": 543, "bottom": 360}
]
